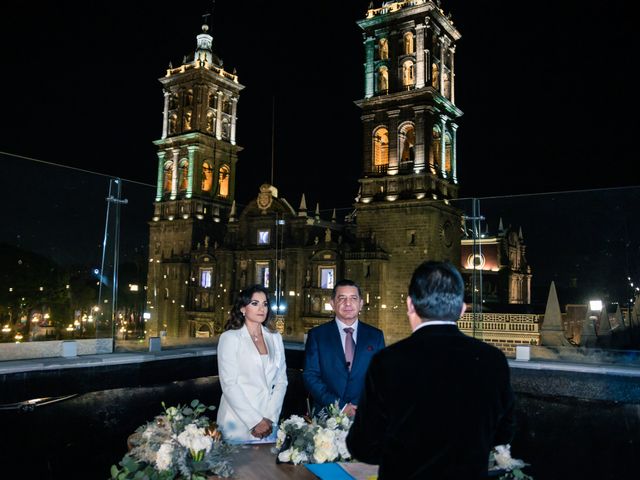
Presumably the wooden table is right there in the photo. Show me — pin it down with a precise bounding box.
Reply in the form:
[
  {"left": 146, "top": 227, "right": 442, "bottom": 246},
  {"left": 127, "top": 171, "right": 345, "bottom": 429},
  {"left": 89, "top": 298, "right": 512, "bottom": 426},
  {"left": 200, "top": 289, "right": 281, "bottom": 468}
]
[{"left": 221, "top": 443, "right": 318, "bottom": 479}]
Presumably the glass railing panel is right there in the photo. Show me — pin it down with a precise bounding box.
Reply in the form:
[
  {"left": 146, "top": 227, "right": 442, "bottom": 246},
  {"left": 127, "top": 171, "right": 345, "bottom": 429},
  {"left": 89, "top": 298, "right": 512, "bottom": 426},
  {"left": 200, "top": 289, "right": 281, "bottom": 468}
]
[
  {"left": 3, "top": 153, "right": 638, "bottom": 367},
  {"left": 452, "top": 188, "right": 640, "bottom": 365},
  {"left": 0, "top": 155, "right": 159, "bottom": 359}
]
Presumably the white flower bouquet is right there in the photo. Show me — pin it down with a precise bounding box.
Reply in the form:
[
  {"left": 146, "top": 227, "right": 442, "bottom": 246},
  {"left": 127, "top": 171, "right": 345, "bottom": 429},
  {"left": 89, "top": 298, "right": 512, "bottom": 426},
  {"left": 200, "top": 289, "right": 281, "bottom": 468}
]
[
  {"left": 110, "top": 399, "right": 236, "bottom": 479},
  {"left": 488, "top": 444, "right": 533, "bottom": 479},
  {"left": 274, "top": 402, "right": 353, "bottom": 465}
]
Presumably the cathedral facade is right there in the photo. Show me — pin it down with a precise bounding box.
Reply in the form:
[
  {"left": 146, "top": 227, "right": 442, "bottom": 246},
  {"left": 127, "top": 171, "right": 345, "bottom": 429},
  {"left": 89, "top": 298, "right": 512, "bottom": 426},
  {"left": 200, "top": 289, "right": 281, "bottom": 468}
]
[
  {"left": 460, "top": 220, "right": 533, "bottom": 307},
  {"left": 146, "top": 2, "right": 467, "bottom": 343}
]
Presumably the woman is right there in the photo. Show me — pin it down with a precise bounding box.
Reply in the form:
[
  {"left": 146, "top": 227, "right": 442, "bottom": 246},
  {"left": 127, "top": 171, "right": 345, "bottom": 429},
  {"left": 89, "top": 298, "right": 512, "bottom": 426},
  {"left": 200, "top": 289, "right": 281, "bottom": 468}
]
[{"left": 216, "top": 285, "right": 288, "bottom": 443}]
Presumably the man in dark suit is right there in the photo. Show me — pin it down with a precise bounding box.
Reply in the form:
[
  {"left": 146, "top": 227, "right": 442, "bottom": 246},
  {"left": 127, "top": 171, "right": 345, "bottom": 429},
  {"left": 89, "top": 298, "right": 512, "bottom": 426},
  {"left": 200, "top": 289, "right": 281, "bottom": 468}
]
[
  {"left": 346, "top": 261, "right": 516, "bottom": 479},
  {"left": 303, "top": 279, "right": 385, "bottom": 417}
]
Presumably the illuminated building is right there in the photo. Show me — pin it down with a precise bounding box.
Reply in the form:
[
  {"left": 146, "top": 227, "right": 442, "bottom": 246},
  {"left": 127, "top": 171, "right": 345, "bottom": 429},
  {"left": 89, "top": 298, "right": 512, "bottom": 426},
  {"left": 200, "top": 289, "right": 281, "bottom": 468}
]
[
  {"left": 460, "top": 219, "right": 532, "bottom": 306},
  {"left": 147, "top": 2, "right": 488, "bottom": 343}
]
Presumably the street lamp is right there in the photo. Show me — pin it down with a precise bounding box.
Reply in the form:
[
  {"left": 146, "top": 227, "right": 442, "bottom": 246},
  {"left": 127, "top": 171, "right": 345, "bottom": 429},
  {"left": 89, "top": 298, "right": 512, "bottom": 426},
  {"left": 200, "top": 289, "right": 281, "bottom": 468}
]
[
  {"left": 580, "top": 299, "right": 602, "bottom": 347},
  {"left": 589, "top": 300, "right": 603, "bottom": 312}
]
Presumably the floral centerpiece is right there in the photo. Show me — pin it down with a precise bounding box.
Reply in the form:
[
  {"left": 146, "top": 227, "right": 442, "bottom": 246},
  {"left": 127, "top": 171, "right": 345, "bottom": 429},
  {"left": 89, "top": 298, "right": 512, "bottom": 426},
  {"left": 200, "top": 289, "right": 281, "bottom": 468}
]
[
  {"left": 275, "top": 403, "right": 533, "bottom": 480},
  {"left": 110, "top": 399, "right": 235, "bottom": 480},
  {"left": 274, "top": 401, "right": 352, "bottom": 465},
  {"left": 488, "top": 444, "right": 533, "bottom": 479}
]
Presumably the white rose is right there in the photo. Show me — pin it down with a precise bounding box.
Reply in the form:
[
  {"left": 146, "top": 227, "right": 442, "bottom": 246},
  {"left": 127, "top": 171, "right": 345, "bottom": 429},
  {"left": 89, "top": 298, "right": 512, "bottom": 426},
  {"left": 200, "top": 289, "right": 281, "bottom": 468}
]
[
  {"left": 326, "top": 418, "right": 338, "bottom": 430},
  {"left": 276, "top": 429, "right": 286, "bottom": 448},
  {"left": 177, "top": 424, "right": 213, "bottom": 454},
  {"left": 278, "top": 449, "right": 292, "bottom": 463},
  {"left": 313, "top": 428, "right": 338, "bottom": 463},
  {"left": 290, "top": 449, "right": 309, "bottom": 464},
  {"left": 285, "top": 415, "right": 307, "bottom": 428},
  {"left": 493, "top": 444, "right": 525, "bottom": 470},
  {"left": 155, "top": 442, "right": 174, "bottom": 471},
  {"left": 314, "top": 448, "right": 329, "bottom": 464}
]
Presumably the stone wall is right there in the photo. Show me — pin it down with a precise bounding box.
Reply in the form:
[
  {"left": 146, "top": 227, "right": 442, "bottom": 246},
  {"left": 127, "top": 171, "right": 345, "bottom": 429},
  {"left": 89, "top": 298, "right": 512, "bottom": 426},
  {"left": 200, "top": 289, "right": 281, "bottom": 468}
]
[
  {"left": 0, "top": 338, "right": 113, "bottom": 361},
  {"left": 459, "top": 312, "right": 541, "bottom": 356}
]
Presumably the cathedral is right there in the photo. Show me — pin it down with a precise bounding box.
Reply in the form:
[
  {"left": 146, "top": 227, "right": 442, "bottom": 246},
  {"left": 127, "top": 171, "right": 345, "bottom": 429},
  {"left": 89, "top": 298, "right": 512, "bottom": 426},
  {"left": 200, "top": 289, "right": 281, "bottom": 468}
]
[
  {"left": 145, "top": 1, "right": 528, "bottom": 344},
  {"left": 460, "top": 219, "right": 532, "bottom": 306}
]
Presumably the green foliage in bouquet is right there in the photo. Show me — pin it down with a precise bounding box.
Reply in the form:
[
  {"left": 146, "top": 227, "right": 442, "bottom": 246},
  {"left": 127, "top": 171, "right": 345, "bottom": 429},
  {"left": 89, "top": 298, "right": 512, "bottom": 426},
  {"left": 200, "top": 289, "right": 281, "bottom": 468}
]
[{"left": 110, "top": 399, "right": 236, "bottom": 480}]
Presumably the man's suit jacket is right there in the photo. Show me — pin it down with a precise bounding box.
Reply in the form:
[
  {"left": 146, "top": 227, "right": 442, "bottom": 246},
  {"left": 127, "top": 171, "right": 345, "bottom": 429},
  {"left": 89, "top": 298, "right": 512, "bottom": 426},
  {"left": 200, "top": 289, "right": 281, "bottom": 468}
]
[
  {"left": 303, "top": 320, "right": 385, "bottom": 412},
  {"left": 346, "top": 324, "right": 515, "bottom": 480},
  {"left": 216, "top": 324, "right": 288, "bottom": 443}
]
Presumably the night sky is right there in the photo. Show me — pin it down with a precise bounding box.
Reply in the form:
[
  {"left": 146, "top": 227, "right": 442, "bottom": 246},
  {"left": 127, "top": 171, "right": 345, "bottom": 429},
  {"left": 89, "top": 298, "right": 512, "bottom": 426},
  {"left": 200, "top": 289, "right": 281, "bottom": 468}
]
[{"left": 2, "top": 0, "right": 636, "bottom": 211}]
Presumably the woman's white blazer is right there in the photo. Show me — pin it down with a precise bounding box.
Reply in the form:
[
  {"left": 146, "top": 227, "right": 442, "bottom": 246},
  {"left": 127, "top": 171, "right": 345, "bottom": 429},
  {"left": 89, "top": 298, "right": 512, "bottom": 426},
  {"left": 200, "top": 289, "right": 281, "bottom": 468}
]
[{"left": 216, "top": 324, "right": 288, "bottom": 442}]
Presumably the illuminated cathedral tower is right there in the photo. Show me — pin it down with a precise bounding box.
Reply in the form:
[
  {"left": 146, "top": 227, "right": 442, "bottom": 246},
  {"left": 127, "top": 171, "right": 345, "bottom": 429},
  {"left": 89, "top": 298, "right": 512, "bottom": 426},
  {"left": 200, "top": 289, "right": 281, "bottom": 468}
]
[
  {"left": 348, "top": 1, "right": 463, "bottom": 340},
  {"left": 146, "top": 21, "right": 244, "bottom": 337}
]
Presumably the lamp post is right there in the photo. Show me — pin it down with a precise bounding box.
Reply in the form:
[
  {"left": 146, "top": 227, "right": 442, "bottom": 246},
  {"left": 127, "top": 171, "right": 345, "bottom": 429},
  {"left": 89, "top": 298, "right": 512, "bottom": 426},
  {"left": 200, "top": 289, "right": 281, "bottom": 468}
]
[
  {"left": 581, "top": 299, "right": 602, "bottom": 348},
  {"left": 588, "top": 300, "right": 603, "bottom": 313}
]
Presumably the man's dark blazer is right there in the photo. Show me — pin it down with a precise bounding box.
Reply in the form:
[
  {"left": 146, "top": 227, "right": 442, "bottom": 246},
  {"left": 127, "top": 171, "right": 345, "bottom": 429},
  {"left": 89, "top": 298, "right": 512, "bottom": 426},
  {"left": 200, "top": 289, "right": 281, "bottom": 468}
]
[
  {"left": 346, "top": 324, "right": 515, "bottom": 480},
  {"left": 303, "top": 319, "right": 385, "bottom": 412}
]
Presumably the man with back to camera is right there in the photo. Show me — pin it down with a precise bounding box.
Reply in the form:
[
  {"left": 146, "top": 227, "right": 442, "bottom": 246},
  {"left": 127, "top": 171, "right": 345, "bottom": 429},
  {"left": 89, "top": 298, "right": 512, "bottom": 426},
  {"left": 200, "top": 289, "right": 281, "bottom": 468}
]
[
  {"left": 346, "top": 261, "right": 516, "bottom": 479},
  {"left": 303, "top": 279, "right": 385, "bottom": 417}
]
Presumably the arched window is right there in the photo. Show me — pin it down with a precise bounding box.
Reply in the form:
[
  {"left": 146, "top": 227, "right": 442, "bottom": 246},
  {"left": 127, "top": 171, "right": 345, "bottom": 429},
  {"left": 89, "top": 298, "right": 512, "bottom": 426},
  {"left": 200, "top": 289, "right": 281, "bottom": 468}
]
[
  {"left": 444, "top": 132, "right": 452, "bottom": 175},
  {"left": 403, "top": 32, "right": 415, "bottom": 54},
  {"left": 431, "top": 63, "right": 439, "bottom": 89},
  {"left": 208, "top": 91, "right": 217, "bottom": 108},
  {"left": 185, "top": 89, "right": 194, "bottom": 106},
  {"left": 206, "top": 110, "right": 215, "bottom": 134},
  {"left": 202, "top": 162, "right": 213, "bottom": 192},
  {"left": 169, "top": 93, "right": 178, "bottom": 110},
  {"left": 163, "top": 161, "right": 173, "bottom": 194},
  {"left": 377, "top": 66, "right": 389, "bottom": 94},
  {"left": 399, "top": 123, "right": 415, "bottom": 164},
  {"left": 178, "top": 159, "right": 189, "bottom": 191},
  {"left": 430, "top": 125, "right": 441, "bottom": 174},
  {"left": 197, "top": 324, "right": 212, "bottom": 336},
  {"left": 443, "top": 71, "right": 451, "bottom": 99},
  {"left": 218, "top": 165, "right": 230, "bottom": 198},
  {"left": 222, "top": 97, "right": 232, "bottom": 114},
  {"left": 402, "top": 60, "right": 415, "bottom": 89},
  {"left": 379, "top": 38, "right": 388, "bottom": 60},
  {"left": 221, "top": 117, "right": 230, "bottom": 140},
  {"left": 373, "top": 127, "right": 389, "bottom": 172},
  {"left": 169, "top": 113, "right": 178, "bottom": 135}
]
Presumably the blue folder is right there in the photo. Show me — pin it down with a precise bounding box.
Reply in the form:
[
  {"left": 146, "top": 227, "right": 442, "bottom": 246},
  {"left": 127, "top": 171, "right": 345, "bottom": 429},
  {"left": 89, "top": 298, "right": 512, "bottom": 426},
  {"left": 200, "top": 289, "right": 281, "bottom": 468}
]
[{"left": 304, "top": 463, "right": 355, "bottom": 479}]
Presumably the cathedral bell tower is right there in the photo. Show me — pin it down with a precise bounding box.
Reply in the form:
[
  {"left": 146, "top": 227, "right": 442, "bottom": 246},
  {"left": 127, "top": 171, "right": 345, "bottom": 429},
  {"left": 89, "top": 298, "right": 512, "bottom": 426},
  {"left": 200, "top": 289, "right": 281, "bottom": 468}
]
[
  {"left": 348, "top": 1, "right": 463, "bottom": 341},
  {"left": 356, "top": 0, "right": 461, "bottom": 201},
  {"left": 146, "top": 21, "right": 244, "bottom": 337}
]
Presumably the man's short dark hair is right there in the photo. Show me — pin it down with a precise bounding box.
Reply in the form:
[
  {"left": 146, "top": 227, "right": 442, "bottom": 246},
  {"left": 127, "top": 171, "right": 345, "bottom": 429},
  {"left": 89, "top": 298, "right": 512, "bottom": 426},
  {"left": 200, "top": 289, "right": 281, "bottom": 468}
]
[
  {"left": 408, "top": 261, "right": 464, "bottom": 322},
  {"left": 331, "top": 279, "right": 363, "bottom": 299}
]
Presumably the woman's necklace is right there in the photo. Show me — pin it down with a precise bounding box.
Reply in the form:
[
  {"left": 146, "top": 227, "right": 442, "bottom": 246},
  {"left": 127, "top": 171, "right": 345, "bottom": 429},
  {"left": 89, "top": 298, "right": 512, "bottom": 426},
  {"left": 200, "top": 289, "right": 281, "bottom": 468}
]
[{"left": 249, "top": 327, "right": 261, "bottom": 342}]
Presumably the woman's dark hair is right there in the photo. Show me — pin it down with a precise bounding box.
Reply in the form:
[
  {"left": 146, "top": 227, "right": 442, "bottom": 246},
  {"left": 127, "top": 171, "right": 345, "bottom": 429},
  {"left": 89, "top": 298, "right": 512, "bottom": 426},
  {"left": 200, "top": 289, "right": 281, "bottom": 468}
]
[{"left": 224, "top": 284, "right": 276, "bottom": 332}]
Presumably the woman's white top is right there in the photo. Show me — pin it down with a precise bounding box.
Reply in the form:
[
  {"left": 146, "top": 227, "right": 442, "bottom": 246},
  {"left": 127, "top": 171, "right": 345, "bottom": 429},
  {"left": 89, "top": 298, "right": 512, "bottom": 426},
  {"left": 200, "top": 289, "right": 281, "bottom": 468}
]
[{"left": 216, "top": 323, "right": 288, "bottom": 443}]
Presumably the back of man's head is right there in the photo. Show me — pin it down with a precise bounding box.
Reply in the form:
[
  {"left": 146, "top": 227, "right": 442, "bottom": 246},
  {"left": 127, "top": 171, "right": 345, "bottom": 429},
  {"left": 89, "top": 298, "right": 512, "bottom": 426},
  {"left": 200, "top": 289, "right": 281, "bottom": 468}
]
[{"left": 409, "top": 261, "right": 464, "bottom": 322}]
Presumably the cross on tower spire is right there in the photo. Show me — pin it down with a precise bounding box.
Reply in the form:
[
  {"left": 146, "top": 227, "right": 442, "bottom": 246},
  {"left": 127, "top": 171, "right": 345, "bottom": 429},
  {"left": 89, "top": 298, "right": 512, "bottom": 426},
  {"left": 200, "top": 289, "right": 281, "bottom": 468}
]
[{"left": 202, "top": 0, "right": 215, "bottom": 28}]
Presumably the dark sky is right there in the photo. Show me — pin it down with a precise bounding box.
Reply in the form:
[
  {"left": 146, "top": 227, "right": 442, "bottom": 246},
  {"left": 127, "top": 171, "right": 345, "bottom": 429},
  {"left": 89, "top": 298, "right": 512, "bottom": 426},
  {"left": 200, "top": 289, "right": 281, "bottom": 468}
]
[
  {"left": 1, "top": 1, "right": 638, "bottom": 304},
  {"left": 1, "top": 0, "right": 636, "bottom": 211}
]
